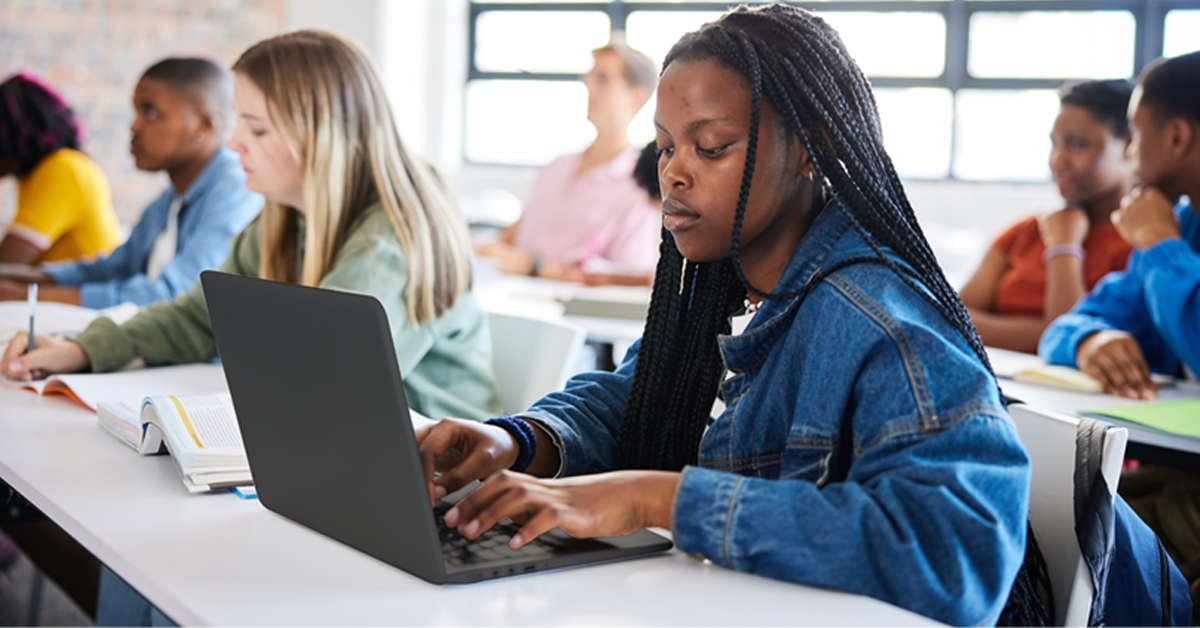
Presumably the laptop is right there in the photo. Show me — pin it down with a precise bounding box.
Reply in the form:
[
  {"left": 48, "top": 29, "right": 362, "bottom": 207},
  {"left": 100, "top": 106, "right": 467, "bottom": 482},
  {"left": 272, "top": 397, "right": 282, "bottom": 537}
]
[{"left": 199, "top": 270, "right": 672, "bottom": 584}]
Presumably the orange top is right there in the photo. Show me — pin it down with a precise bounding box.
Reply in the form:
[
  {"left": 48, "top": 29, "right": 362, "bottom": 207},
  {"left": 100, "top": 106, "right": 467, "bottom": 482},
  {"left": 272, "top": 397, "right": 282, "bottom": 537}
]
[{"left": 992, "top": 216, "right": 1133, "bottom": 318}]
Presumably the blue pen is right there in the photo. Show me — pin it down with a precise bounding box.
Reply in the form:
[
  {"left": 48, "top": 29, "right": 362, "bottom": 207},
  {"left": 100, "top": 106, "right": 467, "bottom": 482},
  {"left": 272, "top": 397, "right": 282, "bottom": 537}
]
[{"left": 27, "top": 282, "right": 37, "bottom": 353}]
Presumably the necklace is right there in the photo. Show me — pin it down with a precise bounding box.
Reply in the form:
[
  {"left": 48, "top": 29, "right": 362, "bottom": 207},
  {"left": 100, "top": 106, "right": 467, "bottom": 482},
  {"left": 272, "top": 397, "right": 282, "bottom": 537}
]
[{"left": 744, "top": 298, "right": 761, "bottom": 315}]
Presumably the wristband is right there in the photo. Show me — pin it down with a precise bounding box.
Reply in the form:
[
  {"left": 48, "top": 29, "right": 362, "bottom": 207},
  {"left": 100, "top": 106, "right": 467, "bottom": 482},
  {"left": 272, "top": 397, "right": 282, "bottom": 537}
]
[
  {"left": 483, "top": 415, "right": 537, "bottom": 472},
  {"left": 529, "top": 258, "right": 542, "bottom": 277},
  {"left": 1043, "top": 244, "right": 1086, "bottom": 264}
]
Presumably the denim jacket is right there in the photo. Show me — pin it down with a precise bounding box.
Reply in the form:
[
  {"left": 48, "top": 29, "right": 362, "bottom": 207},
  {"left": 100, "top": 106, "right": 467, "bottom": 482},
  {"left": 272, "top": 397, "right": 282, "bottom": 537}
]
[
  {"left": 43, "top": 148, "right": 263, "bottom": 308},
  {"left": 521, "top": 201, "right": 1030, "bottom": 626},
  {"left": 1040, "top": 201, "right": 1200, "bottom": 378}
]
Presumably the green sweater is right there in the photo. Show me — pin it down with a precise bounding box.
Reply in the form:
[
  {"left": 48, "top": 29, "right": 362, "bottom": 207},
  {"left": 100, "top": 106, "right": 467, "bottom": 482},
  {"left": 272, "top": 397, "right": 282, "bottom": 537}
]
[{"left": 73, "top": 205, "right": 501, "bottom": 421}]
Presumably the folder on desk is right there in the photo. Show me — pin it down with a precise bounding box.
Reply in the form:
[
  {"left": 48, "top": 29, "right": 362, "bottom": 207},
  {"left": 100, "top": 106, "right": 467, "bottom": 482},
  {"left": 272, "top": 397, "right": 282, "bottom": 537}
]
[
  {"left": 1080, "top": 399, "right": 1200, "bottom": 438},
  {"left": 560, "top": 287, "right": 651, "bottom": 321}
]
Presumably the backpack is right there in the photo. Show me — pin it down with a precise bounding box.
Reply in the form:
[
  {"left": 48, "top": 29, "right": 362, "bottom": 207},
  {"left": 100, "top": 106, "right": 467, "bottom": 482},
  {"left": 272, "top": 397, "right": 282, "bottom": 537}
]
[
  {"left": 999, "top": 412, "right": 1191, "bottom": 626},
  {"left": 1074, "top": 416, "right": 1190, "bottom": 626},
  {"left": 1105, "top": 495, "right": 1192, "bottom": 626}
]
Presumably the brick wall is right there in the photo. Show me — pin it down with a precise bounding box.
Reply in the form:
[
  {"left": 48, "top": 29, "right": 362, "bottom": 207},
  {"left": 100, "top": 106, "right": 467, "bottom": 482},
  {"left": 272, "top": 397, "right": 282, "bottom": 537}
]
[{"left": 0, "top": 0, "right": 286, "bottom": 229}]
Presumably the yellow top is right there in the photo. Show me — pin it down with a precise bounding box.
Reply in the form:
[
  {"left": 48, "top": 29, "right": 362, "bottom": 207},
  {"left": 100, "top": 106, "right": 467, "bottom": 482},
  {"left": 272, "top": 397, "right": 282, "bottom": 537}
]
[{"left": 10, "top": 148, "right": 120, "bottom": 262}]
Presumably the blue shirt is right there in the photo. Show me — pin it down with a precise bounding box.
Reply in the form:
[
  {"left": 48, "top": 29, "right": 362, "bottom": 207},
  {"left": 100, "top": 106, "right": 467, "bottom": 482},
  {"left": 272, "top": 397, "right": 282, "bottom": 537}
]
[
  {"left": 43, "top": 149, "right": 262, "bottom": 308},
  {"left": 519, "top": 201, "right": 1030, "bottom": 626},
  {"left": 1040, "top": 201, "right": 1200, "bottom": 377}
]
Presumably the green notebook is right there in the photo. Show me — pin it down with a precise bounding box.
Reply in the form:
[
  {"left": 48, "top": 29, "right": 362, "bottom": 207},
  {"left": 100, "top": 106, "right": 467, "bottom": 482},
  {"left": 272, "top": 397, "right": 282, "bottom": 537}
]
[{"left": 1081, "top": 399, "right": 1200, "bottom": 438}]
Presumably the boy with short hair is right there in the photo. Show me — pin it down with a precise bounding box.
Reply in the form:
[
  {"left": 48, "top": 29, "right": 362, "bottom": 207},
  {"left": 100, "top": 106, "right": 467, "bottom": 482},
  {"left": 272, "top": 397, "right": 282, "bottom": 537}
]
[
  {"left": 1039, "top": 51, "right": 1200, "bottom": 399},
  {"left": 0, "top": 57, "right": 262, "bottom": 307}
]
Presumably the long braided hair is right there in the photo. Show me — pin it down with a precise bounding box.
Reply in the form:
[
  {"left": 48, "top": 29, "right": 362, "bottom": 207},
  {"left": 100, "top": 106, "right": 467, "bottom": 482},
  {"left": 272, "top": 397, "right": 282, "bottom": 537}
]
[
  {"left": 0, "top": 72, "right": 84, "bottom": 177},
  {"left": 617, "top": 4, "right": 990, "bottom": 472},
  {"left": 617, "top": 7, "right": 1047, "bottom": 622}
]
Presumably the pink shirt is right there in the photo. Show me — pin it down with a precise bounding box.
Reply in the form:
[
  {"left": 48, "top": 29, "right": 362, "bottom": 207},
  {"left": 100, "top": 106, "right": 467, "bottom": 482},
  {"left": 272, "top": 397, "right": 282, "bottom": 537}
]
[{"left": 512, "top": 148, "right": 661, "bottom": 273}]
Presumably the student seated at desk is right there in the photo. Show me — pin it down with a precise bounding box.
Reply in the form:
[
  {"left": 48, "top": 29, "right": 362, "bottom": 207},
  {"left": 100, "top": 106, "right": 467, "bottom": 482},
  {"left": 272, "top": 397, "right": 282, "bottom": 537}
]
[
  {"left": 0, "top": 58, "right": 262, "bottom": 307},
  {"left": 0, "top": 72, "right": 121, "bottom": 265},
  {"left": 960, "top": 80, "right": 1135, "bottom": 354},
  {"left": 1038, "top": 51, "right": 1200, "bottom": 620},
  {"left": 475, "top": 40, "right": 661, "bottom": 281},
  {"left": 418, "top": 6, "right": 1031, "bottom": 625},
  {"left": 579, "top": 140, "right": 660, "bottom": 287},
  {"left": 1040, "top": 50, "right": 1200, "bottom": 400},
  {"left": 0, "top": 31, "right": 501, "bottom": 422}
]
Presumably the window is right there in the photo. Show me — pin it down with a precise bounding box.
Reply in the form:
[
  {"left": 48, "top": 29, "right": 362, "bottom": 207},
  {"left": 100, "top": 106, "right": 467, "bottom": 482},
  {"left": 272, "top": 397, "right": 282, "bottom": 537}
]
[
  {"left": 1164, "top": 9, "right": 1200, "bottom": 58},
  {"left": 967, "top": 11, "right": 1135, "bottom": 79},
  {"left": 467, "top": 0, "right": 1200, "bottom": 181},
  {"left": 953, "top": 89, "right": 1059, "bottom": 181}
]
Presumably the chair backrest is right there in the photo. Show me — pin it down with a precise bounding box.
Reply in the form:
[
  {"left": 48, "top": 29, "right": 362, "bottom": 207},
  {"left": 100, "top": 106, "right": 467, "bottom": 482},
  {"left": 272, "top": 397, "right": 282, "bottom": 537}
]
[
  {"left": 486, "top": 310, "right": 587, "bottom": 414},
  {"left": 1008, "top": 403, "right": 1128, "bottom": 626}
]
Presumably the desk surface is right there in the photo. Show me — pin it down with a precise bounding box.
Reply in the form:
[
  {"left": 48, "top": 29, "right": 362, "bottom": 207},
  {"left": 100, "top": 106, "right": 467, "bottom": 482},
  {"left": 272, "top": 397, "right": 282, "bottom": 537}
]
[
  {"left": 473, "top": 267, "right": 648, "bottom": 347},
  {"left": 0, "top": 381, "right": 934, "bottom": 626},
  {"left": 998, "top": 376, "right": 1200, "bottom": 456}
]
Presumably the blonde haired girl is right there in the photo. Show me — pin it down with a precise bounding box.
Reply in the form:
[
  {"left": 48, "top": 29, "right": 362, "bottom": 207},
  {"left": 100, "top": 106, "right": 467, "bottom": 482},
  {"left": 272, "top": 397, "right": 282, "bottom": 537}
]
[{"left": 2, "top": 31, "right": 500, "bottom": 421}]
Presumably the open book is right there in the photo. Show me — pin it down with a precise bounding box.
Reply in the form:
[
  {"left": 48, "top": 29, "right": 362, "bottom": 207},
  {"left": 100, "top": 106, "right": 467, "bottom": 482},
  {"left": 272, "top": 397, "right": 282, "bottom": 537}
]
[
  {"left": 2, "top": 363, "right": 228, "bottom": 411},
  {"left": 987, "top": 347, "right": 1173, "bottom": 393},
  {"left": 97, "top": 393, "right": 251, "bottom": 493}
]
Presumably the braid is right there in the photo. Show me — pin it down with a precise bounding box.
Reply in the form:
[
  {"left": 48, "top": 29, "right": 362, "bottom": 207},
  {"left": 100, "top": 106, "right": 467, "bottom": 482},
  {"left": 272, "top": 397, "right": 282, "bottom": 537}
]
[
  {"left": 618, "top": 5, "right": 1041, "bottom": 620},
  {"left": 617, "top": 3, "right": 995, "bottom": 472},
  {"left": 689, "top": 6, "right": 988, "bottom": 370},
  {"left": 619, "top": 230, "right": 743, "bottom": 469},
  {"left": 725, "top": 31, "right": 764, "bottom": 298}
]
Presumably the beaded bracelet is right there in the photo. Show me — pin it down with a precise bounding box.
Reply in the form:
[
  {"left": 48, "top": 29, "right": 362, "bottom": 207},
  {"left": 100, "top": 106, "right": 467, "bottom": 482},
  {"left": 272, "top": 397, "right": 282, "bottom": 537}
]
[
  {"left": 483, "top": 415, "right": 537, "bottom": 473},
  {"left": 1043, "top": 243, "right": 1086, "bottom": 264}
]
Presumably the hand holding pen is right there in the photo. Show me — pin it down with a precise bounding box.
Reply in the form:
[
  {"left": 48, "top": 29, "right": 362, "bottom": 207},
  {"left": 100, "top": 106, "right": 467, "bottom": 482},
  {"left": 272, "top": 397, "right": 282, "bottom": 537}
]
[
  {"left": 27, "top": 282, "right": 37, "bottom": 354},
  {"left": 0, "top": 284, "right": 91, "bottom": 381}
]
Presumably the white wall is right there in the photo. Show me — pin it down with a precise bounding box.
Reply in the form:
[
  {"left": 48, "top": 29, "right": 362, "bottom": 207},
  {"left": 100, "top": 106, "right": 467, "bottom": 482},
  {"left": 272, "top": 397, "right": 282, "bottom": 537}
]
[
  {"left": 284, "top": 0, "right": 461, "bottom": 163},
  {"left": 285, "top": 0, "right": 384, "bottom": 63}
]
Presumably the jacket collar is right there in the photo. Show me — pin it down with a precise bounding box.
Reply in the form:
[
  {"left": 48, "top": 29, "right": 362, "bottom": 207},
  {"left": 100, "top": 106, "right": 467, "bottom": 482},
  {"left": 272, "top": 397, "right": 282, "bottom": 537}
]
[
  {"left": 717, "top": 197, "right": 854, "bottom": 373},
  {"left": 173, "top": 147, "right": 239, "bottom": 205}
]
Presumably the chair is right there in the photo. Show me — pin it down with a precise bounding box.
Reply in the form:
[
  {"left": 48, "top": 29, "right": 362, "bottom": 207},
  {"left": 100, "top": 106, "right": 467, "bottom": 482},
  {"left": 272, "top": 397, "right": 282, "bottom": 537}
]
[
  {"left": 1008, "top": 403, "right": 1128, "bottom": 626},
  {"left": 486, "top": 310, "right": 587, "bottom": 414}
]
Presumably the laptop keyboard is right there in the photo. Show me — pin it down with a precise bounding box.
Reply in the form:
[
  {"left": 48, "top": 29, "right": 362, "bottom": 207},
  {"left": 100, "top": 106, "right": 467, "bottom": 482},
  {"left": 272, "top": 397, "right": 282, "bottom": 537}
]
[{"left": 434, "top": 501, "right": 571, "bottom": 566}]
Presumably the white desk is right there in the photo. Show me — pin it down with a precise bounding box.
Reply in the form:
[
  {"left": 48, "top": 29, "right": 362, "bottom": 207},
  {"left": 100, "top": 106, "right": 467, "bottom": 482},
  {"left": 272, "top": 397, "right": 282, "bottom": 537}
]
[
  {"left": 999, "top": 377, "right": 1200, "bottom": 461},
  {"left": 473, "top": 266, "right": 648, "bottom": 347},
  {"left": 0, "top": 385, "right": 935, "bottom": 626}
]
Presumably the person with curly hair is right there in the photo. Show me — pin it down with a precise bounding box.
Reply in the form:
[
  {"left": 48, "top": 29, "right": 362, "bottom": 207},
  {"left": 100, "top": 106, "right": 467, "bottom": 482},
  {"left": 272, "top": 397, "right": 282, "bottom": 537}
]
[{"left": 0, "top": 72, "right": 120, "bottom": 264}]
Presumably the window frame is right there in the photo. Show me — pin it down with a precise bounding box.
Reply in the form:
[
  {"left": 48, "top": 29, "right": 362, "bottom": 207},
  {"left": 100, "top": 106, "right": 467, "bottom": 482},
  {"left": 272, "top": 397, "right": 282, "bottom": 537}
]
[{"left": 465, "top": 0, "right": 1200, "bottom": 179}]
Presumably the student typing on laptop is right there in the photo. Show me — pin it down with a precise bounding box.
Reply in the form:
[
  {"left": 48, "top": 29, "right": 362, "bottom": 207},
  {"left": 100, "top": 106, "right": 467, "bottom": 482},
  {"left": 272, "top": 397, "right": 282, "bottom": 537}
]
[
  {"left": 417, "top": 7, "right": 1031, "bottom": 626},
  {"left": 1, "top": 31, "right": 501, "bottom": 422}
]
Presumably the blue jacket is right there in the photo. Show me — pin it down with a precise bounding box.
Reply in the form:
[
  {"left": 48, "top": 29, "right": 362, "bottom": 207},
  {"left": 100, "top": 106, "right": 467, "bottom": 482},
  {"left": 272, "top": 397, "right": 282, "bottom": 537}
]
[
  {"left": 42, "top": 149, "right": 262, "bottom": 308},
  {"left": 521, "top": 201, "right": 1031, "bottom": 626},
  {"left": 1040, "top": 202, "right": 1200, "bottom": 377}
]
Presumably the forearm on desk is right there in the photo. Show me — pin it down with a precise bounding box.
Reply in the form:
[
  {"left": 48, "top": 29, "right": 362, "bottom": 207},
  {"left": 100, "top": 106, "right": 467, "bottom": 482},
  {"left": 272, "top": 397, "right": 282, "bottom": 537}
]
[{"left": 968, "top": 308, "right": 1046, "bottom": 354}]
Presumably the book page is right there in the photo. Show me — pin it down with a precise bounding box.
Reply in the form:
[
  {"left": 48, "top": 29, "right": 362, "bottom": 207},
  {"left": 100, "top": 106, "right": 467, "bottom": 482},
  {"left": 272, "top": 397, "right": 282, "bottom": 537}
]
[
  {"left": 96, "top": 401, "right": 142, "bottom": 450},
  {"left": 985, "top": 347, "right": 1046, "bottom": 379},
  {"left": 41, "top": 363, "right": 228, "bottom": 411},
  {"left": 0, "top": 377, "right": 48, "bottom": 394},
  {"left": 987, "top": 346, "right": 1174, "bottom": 390},
  {"left": 159, "top": 394, "right": 243, "bottom": 451}
]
